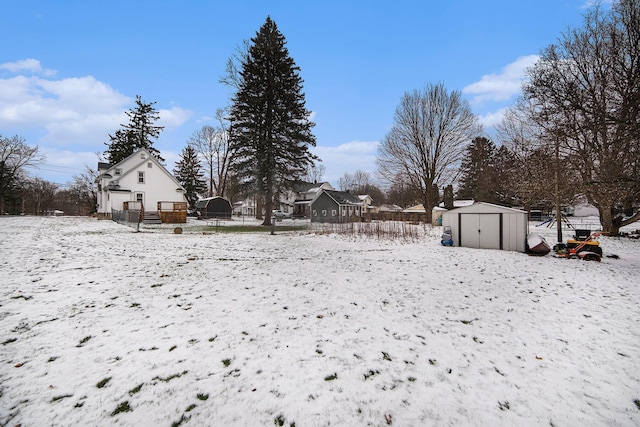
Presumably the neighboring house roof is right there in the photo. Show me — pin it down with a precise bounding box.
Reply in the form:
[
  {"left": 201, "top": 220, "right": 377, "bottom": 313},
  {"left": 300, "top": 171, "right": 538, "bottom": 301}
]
[
  {"left": 321, "top": 189, "right": 362, "bottom": 206},
  {"left": 294, "top": 181, "right": 334, "bottom": 199},
  {"left": 403, "top": 204, "right": 426, "bottom": 213},
  {"left": 295, "top": 181, "right": 332, "bottom": 193},
  {"left": 378, "top": 204, "right": 403, "bottom": 212}
]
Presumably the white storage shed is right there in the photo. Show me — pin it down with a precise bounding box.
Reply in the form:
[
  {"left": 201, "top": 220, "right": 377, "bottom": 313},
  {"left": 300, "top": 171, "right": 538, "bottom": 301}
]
[{"left": 441, "top": 202, "right": 528, "bottom": 252}]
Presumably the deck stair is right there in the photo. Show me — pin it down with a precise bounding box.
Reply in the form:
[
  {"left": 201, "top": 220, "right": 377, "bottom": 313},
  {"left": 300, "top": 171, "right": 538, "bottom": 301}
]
[{"left": 143, "top": 211, "right": 162, "bottom": 224}]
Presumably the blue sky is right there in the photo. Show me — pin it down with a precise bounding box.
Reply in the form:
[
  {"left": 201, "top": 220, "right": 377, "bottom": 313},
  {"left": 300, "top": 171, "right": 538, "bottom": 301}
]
[{"left": 0, "top": 0, "right": 607, "bottom": 188}]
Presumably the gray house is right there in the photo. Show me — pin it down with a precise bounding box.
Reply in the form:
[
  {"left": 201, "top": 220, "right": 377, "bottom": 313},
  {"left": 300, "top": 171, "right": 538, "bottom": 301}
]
[{"left": 311, "top": 189, "right": 362, "bottom": 223}]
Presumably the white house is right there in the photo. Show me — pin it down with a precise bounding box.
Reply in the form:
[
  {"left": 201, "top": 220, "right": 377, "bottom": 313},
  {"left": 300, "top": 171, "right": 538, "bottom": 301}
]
[
  {"left": 96, "top": 149, "right": 187, "bottom": 222},
  {"left": 441, "top": 202, "right": 528, "bottom": 252},
  {"left": 358, "top": 194, "right": 374, "bottom": 213}
]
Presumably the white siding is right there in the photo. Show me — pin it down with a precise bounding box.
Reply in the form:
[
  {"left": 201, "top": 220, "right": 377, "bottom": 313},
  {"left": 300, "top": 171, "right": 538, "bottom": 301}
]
[
  {"left": 442, "top": 203, "right": 527, "bottom": 252},
  {"left": 97, "top": 150, "right": 186, "bottom": 214}
]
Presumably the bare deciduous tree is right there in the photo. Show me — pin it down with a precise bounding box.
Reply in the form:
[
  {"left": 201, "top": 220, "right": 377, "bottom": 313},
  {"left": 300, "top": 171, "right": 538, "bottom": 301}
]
[
  {"left": 304, "top": 162, "right": 326, "bottom": 184},
  {"left": 25, "top": 178, "right": 58, "bottom": 215},
  {"left": 0, "top": 134, "right": 45, "bottom": 214},
  {"left": 68, "top": 165, "right": 98, "bottom": 214},
  {"left": 219, "top": 40, "right": 251, "bottom": 91},
  {"left": 523, "top": 0, "right": 640, "bottom": 234},
  {"left": 189, "top": 110, "right": 234, "bottom": 198},
  {"left": 496, "top": 100, "right": 557, "bottom": 208},
  {"left": 377, "top": 83, "right": 481, "bottom": 223},
  {"left": 339, "top": 170, "right": 373, "bottom": 192}
]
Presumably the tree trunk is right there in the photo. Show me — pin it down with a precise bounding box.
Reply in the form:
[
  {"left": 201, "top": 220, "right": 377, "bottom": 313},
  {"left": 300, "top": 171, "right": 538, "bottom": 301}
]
[
  {"left": 554, "top": 139, "right": 563, "bottom": 243},
  {"left": 256, "top": 197, "right": 263, "bottom": 220},
  {"left": 423, "top": 194, "right": 433, "bottom": 224},
  {"left": 598, "top": 206, "right": 618, "bottom": 235},
  {"left": 262, "top": 195, "right": 273, "bottom": 227}
]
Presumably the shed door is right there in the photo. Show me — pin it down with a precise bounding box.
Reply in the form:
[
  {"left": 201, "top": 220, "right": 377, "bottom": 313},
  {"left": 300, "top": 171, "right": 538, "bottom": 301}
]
[{"left": 460, "top": 214, "right": 501, "bottom": 249}]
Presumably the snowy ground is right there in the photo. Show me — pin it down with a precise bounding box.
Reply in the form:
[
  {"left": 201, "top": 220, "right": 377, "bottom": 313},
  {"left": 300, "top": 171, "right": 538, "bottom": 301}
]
[{"left": 1, "top": 216, "right": 639, "bottom": 426}]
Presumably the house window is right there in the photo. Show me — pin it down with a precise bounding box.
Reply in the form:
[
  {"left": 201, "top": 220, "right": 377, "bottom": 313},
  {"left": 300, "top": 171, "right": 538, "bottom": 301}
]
[
  {"left": 332, "top": 209, "right": 337, "bottom": 216},
  {"left": 147, "top": 162, "right": 152, "bottom": 168},
  {"left": 115, "top": 168, "right": 122, "bottom": 175},
  {"left": 312, "top": 210, "right": 317, "bottom": 217},
  {"left": 136, "top": 193, "right": 143, "bottom": 203},
  {"left": 138, "top": 171, "right": 145, "bottom": 183},
  {"left": 322, "top": 209, "right": 327, "bottom": 216}
]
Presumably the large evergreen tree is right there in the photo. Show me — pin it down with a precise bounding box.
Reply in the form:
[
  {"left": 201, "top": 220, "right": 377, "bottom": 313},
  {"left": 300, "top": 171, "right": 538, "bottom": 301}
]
[
  {"left": 105, "top": 95, "right": 165, "bottom": 164},
  {"left": 457, "top": 137, "right": 497, "bottom": 202},
  {"left": 173, "top": 145, "right": 207, "bottom": 210},
  {"left": 229, "top": 17, "right": 317, "bottom": 226}
]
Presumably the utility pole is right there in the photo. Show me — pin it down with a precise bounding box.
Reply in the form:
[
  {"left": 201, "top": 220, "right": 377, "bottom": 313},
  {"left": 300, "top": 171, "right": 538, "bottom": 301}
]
[{"left": 554, "top": 134, "right": 563, "bottom": 243}]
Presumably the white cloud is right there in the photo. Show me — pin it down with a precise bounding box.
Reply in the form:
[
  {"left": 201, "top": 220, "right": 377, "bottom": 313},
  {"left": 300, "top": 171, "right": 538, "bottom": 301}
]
[
  {"left": 0, "top": 58, "right": 56, "bottom": 76},
  {"left": 311, "top": 140, "right": 380, "bottom": 187},
  {"left": 158, "top": 107, "right": 192, "bottom": 129},
  {"left": 477, "top": 108, "right": 508, "bottom": 129},
  {"left": 580, "top": 0, "right": 612, "bottom": 9},
  {"left": 0, "top": 61, "right": 194, "bottom": 152},
  {"left": 0, "top": 74, "right": 130, "bottom": 147},
  {"left": 463, "top": 55, "right": 539, "bottom": 104}
]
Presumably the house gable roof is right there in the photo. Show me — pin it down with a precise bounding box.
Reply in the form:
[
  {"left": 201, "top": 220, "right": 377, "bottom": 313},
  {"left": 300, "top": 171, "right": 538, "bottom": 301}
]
[
  {"left": 102, "top": 148, "right": 186, "bottom": 192},
  {"left": 322, "top": 189, "right": 362, "bottom": 206}
]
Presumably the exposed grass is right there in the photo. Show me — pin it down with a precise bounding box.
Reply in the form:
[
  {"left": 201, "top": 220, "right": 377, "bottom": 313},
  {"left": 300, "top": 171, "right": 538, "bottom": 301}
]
[
  {"left": 363, "top": 370, "right": 379, "bottom": 380},
  {"left": 222, "top": 358, "right": 232, "bottom": 367},
  {"left": 76, "top": 336, "right": 92, "bottom": 347},
  {"left": 196, "top": 393, "right": 209, "bottom": 401},
  {"left": 129, "top": 383, "right": 144, "bottom": 396},
  {"left": 2, "top": 338, "right": 17, "bottom": 345},
  {"left": 203, "top": 225, "right": 308, "bottom": 233},
  {"left": 96, "top": 377, "right": 111, "bottom": 388},
  {"left": 324, "top": 373, "right": 338, "bottom": 381},
  {"left": 171, "top": 414, "right": 190, "bottom": 427},
  {"left": 634, "top": 399, "right": 640, "bottom": 410},
  {"left": 111, "top": 401, "right": 132, "bottom": 416},
  {"left": 153, "top": 371, "right": 188, "bottom": 382},
  {"left": 51, "top": 394, "right": 73, "bottom": 402}
]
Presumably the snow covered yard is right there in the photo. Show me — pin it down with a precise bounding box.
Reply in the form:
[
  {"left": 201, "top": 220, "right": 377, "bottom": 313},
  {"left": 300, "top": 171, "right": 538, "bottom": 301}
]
[{"left": 1, "top": 216, "right": 639, "bottom": 426}]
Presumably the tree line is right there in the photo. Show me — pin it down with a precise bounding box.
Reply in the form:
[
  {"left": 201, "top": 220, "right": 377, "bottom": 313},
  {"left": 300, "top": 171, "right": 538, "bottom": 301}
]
[{"left": 2, "top": 1, "right": 638, "bottom": 235}]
